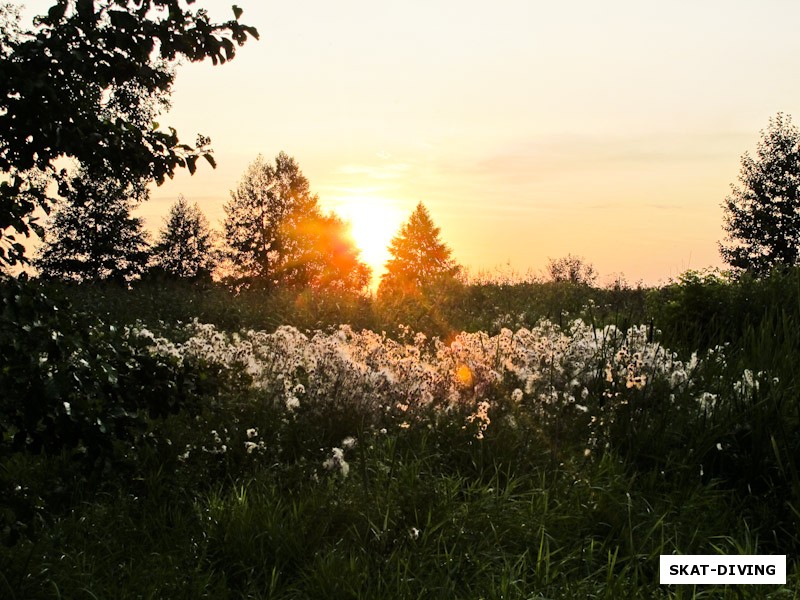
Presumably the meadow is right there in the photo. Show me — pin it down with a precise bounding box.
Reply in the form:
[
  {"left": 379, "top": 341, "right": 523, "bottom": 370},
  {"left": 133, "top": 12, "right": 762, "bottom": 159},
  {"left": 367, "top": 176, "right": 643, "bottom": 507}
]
[{"left": 1, "top": 270, "right": 799, "bottom": 599}]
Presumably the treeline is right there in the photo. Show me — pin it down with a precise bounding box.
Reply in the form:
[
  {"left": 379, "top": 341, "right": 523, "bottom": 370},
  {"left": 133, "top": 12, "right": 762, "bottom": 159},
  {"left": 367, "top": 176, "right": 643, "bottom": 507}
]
[
  {"left": 31, "top": 152, "right": 463, "bottom": 304},
  {"left": 33, "top": 259, "right": 800, "bottom": 362},
  {"left": 33, "top": 153, "right": 362, "bottom": 288}
]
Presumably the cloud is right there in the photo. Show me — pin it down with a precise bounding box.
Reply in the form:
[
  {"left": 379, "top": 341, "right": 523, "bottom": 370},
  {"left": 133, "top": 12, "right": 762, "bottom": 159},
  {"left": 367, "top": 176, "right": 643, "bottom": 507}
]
[{"left": 454, "top": 131, "right": 747, "bottom": 184}]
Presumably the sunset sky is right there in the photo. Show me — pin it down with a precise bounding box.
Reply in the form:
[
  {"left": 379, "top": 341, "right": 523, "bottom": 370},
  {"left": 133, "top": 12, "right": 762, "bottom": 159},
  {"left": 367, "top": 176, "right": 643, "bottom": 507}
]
[{"left": 22, "top": 0, "right": 800, "bottom": 285}]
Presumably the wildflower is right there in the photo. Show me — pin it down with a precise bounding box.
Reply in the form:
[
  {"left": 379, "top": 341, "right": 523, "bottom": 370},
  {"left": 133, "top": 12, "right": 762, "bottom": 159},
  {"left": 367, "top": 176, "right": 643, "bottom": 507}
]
[
  {"left": 626, "top": 373, "right": 647, "bottom": 390},
  {"left": 466, "top": 400, "right": 491, "bottom": 440},
  {"left": 245, "top": 441, "right": 258, "bottom": 454},
  {"left": 697, "top": 392, "right": 717, "bottom": 412},
  {"left": 511, "top": 388, "right": 523, "bottom": 403},
  {"left": 246, "top": 428, "right": 258, "bottom": 439},
  {"left": 342, "top": 436, "right": 357, "bottom": 450},
  {"left": 323, "top": 447, "right": 349, "bottom": 477},
  {"left": 409, "top": 527, "right": 420, "bottom": 540}
]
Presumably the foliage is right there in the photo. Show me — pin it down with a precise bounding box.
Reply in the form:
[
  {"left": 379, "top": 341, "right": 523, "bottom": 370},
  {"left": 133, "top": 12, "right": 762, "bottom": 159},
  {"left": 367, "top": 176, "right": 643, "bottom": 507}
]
[
  {"left": 1, "top": 275, "right": 800, "bottom": 596},
  {"left": 3, "top": 291, "right": 800, "bottom": 596},
  {"left": 151, "top": 195, "right": 217, "bottom": 280},
  {"left": 375, "top": 203, "right": 464, "bottom": 336},
  {"left": 0, "top": 278, "right": 232, "bottom": 467},
  {"left": 546, "top": 253, "right": 597, "bottom": 285},
  {"left": 279, "top": 210, "right": 371, "bottom": 292},
  {"left": 34, "top": 170, "right": 150, "bottom": 283},
  {"left": 224, "top": 152, "right": 370, "bottom": 291},
  {"left": 378, "top": 202, "right": 461, "bottom": 299},
  {"left": 647, "top": 267, "right": 800, "bottom": 352},
  {"left": 720, "top": 112, "right": 800, "bottom": 275},
  {"left": 0, "top": 0, "right": 258, "bottom": 266}
]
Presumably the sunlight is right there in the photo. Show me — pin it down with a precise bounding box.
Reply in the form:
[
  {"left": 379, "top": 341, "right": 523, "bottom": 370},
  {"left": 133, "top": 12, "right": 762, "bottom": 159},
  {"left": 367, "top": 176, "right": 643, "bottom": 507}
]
[{"left": 331, "top": 196, "right": 406, "bottom": 282}]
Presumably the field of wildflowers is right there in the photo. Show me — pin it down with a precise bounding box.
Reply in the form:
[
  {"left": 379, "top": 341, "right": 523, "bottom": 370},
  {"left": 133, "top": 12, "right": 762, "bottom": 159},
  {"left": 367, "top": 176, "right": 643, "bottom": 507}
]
[{"left": 1, "top": 274, "right": 799, "bottom": 598}]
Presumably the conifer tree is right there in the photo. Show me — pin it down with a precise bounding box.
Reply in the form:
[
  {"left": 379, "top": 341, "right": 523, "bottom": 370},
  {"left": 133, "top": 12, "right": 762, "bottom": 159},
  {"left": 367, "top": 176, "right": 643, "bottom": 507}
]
[
  {"left": 152, "top": 195, "right": 217, "bottom": 280},
  {"left": 35, "top": 171, "right": 149, "bottom": 283},
  {"left": 224, "top": 152, "right": 370, "bottom": 291},
  {"left": 224, "top": 152, "right": 317, "bottom": 283},
  {"left": 378, "top": 202, "right": 460, "bottom": 298}
]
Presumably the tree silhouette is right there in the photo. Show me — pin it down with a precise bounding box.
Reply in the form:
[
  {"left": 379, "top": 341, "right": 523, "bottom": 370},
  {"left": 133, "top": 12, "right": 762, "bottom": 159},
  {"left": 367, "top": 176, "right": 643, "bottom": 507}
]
[
  {"left": 720, "top": 113, "right": 800, "bottom": 275},
  {"left": 378, "top": 203, "right": 460, "bottom": 298},
  {"left": 152, "top": 196, "right": 217, "bottom": 280},
  {"left": 281, "top": 212, "right": 371, "bottom": 292},
  {"left": 224, "top": 152, "right": 370, "bottom": 291},
  {"left": 35, "top": 171, "right": 150, "bottom": 283},
  {"left": 0, "top": 1, "right": 257, "bottom": 267},
  {"left": 546, "top": 254, "right": 597, "bottom": 285}
]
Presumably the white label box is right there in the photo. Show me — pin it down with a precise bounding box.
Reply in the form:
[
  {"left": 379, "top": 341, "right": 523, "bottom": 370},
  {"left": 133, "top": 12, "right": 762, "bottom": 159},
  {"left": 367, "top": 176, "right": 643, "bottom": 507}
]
[{"left": 660, "top": 555, "right": 786, "bottom": 584}]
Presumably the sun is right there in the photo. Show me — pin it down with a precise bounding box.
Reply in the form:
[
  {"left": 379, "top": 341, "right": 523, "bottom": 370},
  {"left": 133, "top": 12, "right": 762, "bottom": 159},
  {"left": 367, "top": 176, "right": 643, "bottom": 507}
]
[{"left": 331, "top": 196, "right": 405, "bottom": 281}]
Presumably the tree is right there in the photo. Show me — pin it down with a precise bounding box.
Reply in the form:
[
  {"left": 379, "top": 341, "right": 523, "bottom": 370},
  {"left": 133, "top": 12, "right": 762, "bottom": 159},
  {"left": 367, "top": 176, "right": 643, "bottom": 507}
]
[
  {"left": 720, "top": 113, "right": 800, "bottom": 275},
  {"left": 0, "top": 1, "right": 258, "bottom": 267},
  {"left": 152, "top": 195, "right": 217, "bottom": 279},
  {"left": 546, "top": 254, "right": 597, "bottom": 285},
  {"left": 35, "top": 170, "right": 150, "bottom": 283},
  {"left": 224, "top": 152, "right": 371, "bottom": 291},
  {"left": 378, "top": 203, "right": 461, "bottom": 298},
  {"left": 224, "top": 152, "right": 318, "bottom": 282},
  {"left": 282, "top": 212, "right": 371, "bottom": 292}
]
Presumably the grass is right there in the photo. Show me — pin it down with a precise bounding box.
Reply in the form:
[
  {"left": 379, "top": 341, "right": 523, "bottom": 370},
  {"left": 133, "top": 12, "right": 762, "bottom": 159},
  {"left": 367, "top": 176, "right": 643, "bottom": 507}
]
[
  {"left": 3, "top": 443, "right": 794, "bottom": 598},
  {"left": 2, "top": 271, "right": 800, "bottom": 598}
]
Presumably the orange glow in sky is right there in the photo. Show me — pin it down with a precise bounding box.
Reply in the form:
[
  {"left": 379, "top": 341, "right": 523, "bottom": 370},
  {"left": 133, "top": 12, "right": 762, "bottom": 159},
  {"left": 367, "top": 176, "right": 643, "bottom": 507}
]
[{"left": 328, "top": 196, "right": 406, "bottom": 280}]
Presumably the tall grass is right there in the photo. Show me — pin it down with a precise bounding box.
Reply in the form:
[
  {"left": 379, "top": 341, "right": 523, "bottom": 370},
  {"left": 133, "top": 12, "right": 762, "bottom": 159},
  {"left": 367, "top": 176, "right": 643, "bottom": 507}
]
[{"left": 3, "top": 270, "right": 800, "bottom": 597}]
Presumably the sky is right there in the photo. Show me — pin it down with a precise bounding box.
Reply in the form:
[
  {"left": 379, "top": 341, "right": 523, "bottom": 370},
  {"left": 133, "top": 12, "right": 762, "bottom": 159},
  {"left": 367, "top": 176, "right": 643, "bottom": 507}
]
[{"left": 20, "top": 0, "right": 800, "bottom": 285}]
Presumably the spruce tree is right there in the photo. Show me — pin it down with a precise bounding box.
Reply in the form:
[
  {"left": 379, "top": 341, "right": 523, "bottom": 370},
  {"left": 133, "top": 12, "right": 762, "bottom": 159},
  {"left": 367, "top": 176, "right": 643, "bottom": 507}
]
[
  {"left": 379, "top": 203, "right": 460, "bottom": 298},
  {"left": 152, "top": 195, "right": 217, "bottom": 280},
  {"left": 35, "top": 171, "right": 149, "bottom": 283}
]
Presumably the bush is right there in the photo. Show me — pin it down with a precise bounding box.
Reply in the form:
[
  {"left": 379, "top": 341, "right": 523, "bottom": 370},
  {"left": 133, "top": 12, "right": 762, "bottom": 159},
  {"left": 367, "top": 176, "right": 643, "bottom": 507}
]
[{"left": 0, "top": 277, "right": 226, "bottom": 463}]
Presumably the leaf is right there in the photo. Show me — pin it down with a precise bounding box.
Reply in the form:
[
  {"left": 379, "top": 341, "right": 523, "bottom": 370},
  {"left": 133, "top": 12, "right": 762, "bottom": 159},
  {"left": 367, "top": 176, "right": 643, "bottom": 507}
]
[
  {"left": 222, "top": 38, "right": 235, "bottom": 62},
  {"left": 47, "top": 2, "right": 68, "bottom": 23},
  {"left": 232, "top": 5, "right": 243, "bottom": 20},
  {"left": 30, "top": 222, "right": 45, "bottom": 238}
]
